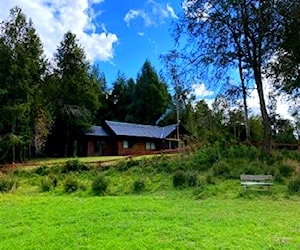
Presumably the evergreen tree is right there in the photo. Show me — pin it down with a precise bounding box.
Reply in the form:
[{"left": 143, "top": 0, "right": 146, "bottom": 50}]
[
  {"left": 48, "top": 31, "right": 100, "bottom": 157},
  {"left": 129, "top": 60, "right": 170, "bottom": 125},
  {"left": 108, "top": 74, "right": 135, "bottom": 122},
  {"left": 0, "top": 6, "right": 46, "bottom": 162}
]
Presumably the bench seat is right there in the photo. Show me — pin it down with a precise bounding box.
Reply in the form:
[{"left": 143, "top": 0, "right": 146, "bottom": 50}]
[{"left": 240, "top": 174, "right": 273, "bottom": 190}]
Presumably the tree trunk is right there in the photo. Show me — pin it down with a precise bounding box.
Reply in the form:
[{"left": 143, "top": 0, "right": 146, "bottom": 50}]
[
  {"left": 254, "top": 70, "right": 272, "bottom": 154},
  {"left": 64, "top": 124, "right": 69, "bottom": 157},
  {"left": 238, "top": 56, "right": 250, "bottom": 142}
]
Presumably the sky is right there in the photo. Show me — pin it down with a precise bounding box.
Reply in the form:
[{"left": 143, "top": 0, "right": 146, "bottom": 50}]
[
  {"left": 0, "top": 0, "right": 181, "bottom": 85},
  {"left": 0, "top": 0, "right": 293, "bottom": 120}
]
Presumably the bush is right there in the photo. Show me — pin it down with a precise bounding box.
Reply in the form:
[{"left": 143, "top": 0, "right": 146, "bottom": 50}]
[
  {"left": 133, "top": 179, "right": 145, "bottom": 193},
  {"left": 194, "top": 147, "right": 220, "bottom": 170},
  {"left": 173, "top": 170, "right": 186, "bottom": 187},
  {"left": 212, "top": 161, "right": 230, "bottom": 177},
  {"left": 114, "top": 160, "right": 131, "bottom": 171},
  {"left": 62, "top": 159, "right": 89, "bottom": 173},
  {"left": 0, "top": 175, "right": 17, "bottom": 192},
  {"left": 35, "top": 165, "right": 50, "bottom": 176},
  {"left": 91, "top": 175, "right": 108, "bottom": 195},
  {"left": 40, "top": 177, "right": 54, "bottom": 192},
  {"left": 287, "top": 175, "right": 300, "bottom": 194},
  {"left": 186, "top": 172, "right": 198, "bottom": 187},
  {"left": 278, "top": 164, "right": 294, "bottom": 177},
  {"left": 63, "top": 176, "right": 79, "bottom": 193}
]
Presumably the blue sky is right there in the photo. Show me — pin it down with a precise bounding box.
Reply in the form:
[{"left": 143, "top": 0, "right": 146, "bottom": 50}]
[
  {"left": 96, "top": 0, "right": 181, "bottom": 84},
  {"left": 0, "top": 0, "right": 181, "bottom": 85}
]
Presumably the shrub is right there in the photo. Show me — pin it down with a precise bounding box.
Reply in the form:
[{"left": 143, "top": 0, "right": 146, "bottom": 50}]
[
  {"left": 0, "top": 175, "right": 17, "bottom": 192},
  {"left": 173, "top": 170, "right": 186, "bottom": 187},
  {"left": 278, "top": 164, "right": 294, "bottom": 177},
  {"left": 35, "top": 165, "right": 50, "bottom": 176},
  {"left": 212, "top": 161, "right": 230, "bottom": 177},
  {"left": 91, "top": 175, "right": 108, "bottom": 195},
  {"left": 186, "top": 172, "right": 198, "bottom": 187},
  {"left": 287, "top": 175, "right": 300, "bottom": 194},
  {"left": 194, "top": 147, "right": 220, "bottom": 170},
  {"left": 62, "top": 159, "right": 89, "bottom": 173},
  {"left": 40, "top": 177, "right": 54, "bottom": 192},
  {"left": 133, "top": 179, "right": 145, "bottom": 193},
  {"left": 114, "top": 160, "right": 130, "bottom": 171},
  {"left": 63, "top": 176, "right": 79, "bottom": 193}
]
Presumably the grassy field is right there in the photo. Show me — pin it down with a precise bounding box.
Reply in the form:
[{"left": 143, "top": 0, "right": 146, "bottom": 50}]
[
  {"left": 1, "top": 146, "right": 300, "bottom": 249},
  {"left": 0, "top": 192, "right": 299, "bottom": 249}
]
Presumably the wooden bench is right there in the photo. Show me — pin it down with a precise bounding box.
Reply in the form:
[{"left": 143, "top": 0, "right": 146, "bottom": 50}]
[{"left": 240, "top": 174, "right": 273, "bottom": 190}]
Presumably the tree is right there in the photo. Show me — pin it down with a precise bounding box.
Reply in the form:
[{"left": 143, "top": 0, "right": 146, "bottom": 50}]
[
  {"left": 171, "top": 0, "right": 282, "bottom": 153},
  {"left": 129, "top": 60, "right": 171, "bottom": 125},
  {"left": 0, "top": 6, "right": 46, "bottom": 162},
  {"left": 48, "top": 31, "right": 100, "bottom": 157},
  {"left": 108, "top": 73, "right": 135, "bottom": 122},
  {"left": 271, "top": 1, "right": 300, "bottom": 99}
]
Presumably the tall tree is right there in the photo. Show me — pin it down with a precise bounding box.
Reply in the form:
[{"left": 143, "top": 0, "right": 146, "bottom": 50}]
[
  {"left": 271, "top": 1, "right": 300, "bottom": 107},
  {"left": 48, "top": 31, "right": 100, "bottom": 157},
  {"left": 108, "top": 73, "right": 135, "bottom": 122},
  {"left": 171, "top": 0, "right": 282, "bottom": 153},
  {"left": 129, "top": 60, "right": 171, "bottom": 125},
  {"left": 0, "top": 6, "right": 46, "bottom": 162}
]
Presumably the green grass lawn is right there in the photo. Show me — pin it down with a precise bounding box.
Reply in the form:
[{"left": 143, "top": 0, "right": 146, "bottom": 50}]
[
  {"left": 24, "top": 156, "right": 127, "bottom": 165},
  {"left": 0, "top": 192, "right": 299, "bottom": 249}
]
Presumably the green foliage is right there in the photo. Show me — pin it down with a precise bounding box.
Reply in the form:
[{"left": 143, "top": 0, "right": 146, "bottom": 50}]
[
  {"left": 212, "top": 161, "right": 230, "bottom": 177},
  {"left": 35, "top": 165, "right": 50, "bottom": 176},
  {"left": 278, "top": 164, "right": 294, "bottom": 177},
  {"left": 91, "top": 175, "right": 108, "bottom": 196},
  {"left": 128, "top": 60, "right": 171, "bottom": 124},
  {"left": 287, "top": 175, "right": 300, "bottom": 194},
  {"left": 133, "top": 179, "right": 145, "bottom": 193},
  {"left": 63, "top": 176, "right": 79, "bottom": 193},
  {"left": 0, "top": 6, "right": 46, "bottom": 162},
  {"left": 40, "top": 176, "right": 57, "bottom": 192},
  {"left": 114, "top": 159, "right": 139, "bottom": 171},
  {"left": 173, "top": 170, "right": 186, "bottom": 187},
  {"left": 0, "top": 175, "right": 16, "bottom": 192},
  {"left": 193, "top": 147, "right": 220, "bottom": 170},
  {"left": 186, "top": 171, "right": 198, "bottom": 187},
  {"left": 62, "top": 159, "right": 89, "bottom": 173}
]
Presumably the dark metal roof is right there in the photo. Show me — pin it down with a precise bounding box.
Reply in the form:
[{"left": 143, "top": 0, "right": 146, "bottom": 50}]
[
  {"left": 85, "top": 126, "right": 111, "bottom": 137},
  {"left": 105, "top": 120, "right": 177, "bottom": 139}
]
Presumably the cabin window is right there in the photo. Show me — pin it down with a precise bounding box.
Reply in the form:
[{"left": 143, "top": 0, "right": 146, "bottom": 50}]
[
  {"left": 94, "top": 140, "right": 105, "bottom": 152},
  {"left": 146, "top": 142, "right": 156, "bottom": 150},
  {"left": 123, "top": 140, "right": 133, "bottom": 149}
]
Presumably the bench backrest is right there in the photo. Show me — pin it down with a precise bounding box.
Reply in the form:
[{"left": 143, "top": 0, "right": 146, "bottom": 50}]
[{"left": 240, "top": 174, "right": 273, "bottom": 181}]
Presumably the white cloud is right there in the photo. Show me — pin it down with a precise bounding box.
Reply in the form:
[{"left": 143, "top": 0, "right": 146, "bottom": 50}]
[
  {"left": 0, "top": 0, "right": 118, "bottom": 62},
  {"left": 191, "top": 80, "right": 292, "bottom": 120},
  {"left": 192, "top": 83, "right": 214, "bottom": 98},
  {"left": 247, "top": 79, "right": 293, "bottom": 120},
  {"left": 166, "top": 3, "right": 178, "bottom": 19},
  {"left": 124, "top": 1, "right": 177, "bottom": 28}
]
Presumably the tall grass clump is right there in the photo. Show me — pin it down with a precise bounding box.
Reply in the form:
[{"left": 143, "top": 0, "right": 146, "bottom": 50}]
[
  {"left": 40, "top": 175, "right": 58, "bottom": 192},
  {"left": 287, "top": 175, "right": 300, "bottom": 194},
  {"left": 62, "top": 159, "right": 89, "bottom": 173},
  {"left": 173, "top": 170, "right": 186, "bottom": 187},
  {"left": 132, "top": 179, "right": 145, "bottom": 193},
  {"left": 91, "top": 175, "right": 108, "bottom": 196},
  {"left": 114, "top": 159, "right": 139, "bottom": 171},
  {"left": 63, "top": 176, "right": 79, "bottom": 193},
  {"left": 34, "top": 165, "right": 50, "bottom": 176},
  {"left": 0, "top": 175, "right": 17, "bottom": 192}
]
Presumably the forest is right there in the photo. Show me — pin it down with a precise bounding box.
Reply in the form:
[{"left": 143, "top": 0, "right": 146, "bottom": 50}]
[{"left": 0, "top": 1, "right": 299, "bottom": 163}]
